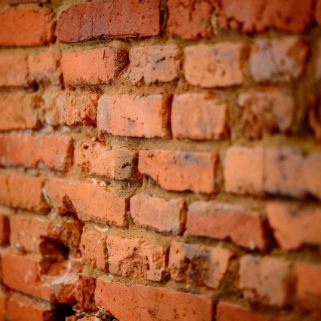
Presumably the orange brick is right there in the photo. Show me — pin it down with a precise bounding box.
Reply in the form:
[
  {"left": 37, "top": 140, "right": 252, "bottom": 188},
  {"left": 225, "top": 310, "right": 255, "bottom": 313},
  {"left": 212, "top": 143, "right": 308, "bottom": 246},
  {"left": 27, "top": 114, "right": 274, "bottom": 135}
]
[
  {"left": 95, "top": 279, "right": 213, "bottom": 321},
  {"left": 76, "top": 275, "right": 97, "bottom": 313},
  {"left": 0, "top": 291, "right": 5, "bottom": 321},
  {"left": 0, "top": 214, "right": 9, "bottom": 245},
  {"left": 0, "top": 54, "right": 28, "bottom": 87},
  {"left": 315, "top": 0, "right": 321, "bottom": 26},
  {"left": 107, "top": 235, "right": 166, "bottom": 282},
  {"left": 138, "top": 150, "right": 217, "bottom": 194}
]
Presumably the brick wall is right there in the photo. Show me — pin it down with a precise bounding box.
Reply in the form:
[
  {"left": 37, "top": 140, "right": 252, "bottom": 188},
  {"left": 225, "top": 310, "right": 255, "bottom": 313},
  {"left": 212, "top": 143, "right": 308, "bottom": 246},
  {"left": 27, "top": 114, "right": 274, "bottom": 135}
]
[{"left": 0, "top": 0, "right": 321, "bottom": 320}]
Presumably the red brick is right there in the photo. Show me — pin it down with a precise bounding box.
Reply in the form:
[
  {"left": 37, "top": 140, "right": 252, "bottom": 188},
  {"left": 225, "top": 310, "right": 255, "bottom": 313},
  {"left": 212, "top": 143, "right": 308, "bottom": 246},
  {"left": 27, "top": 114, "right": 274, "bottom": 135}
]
[
  {"left": 61, "top": 47, "right": 127, "bottom": 87},
  {"left": 80, "top": 228, "right": 108, "bottom": 272},
  {"left": 44, "top": 178, "right": 128, "bottom": 227},
  {"left": 215, "top": 0, "right": 313, "bottom": 33},
  {"left": 8, "top": 293, "right": 55, "bottom": 321},
  {"left": 302, "top": 152, "right": 321, "bottom": 201},
  {"left": 76, "top": 275, "right": 97, "bottom": 313},
  {"left": 57, "top": 0, "right": 160, "bottom": 43},
  {"left": 239, "top": 255, "right": 290, "bottom": 307},
  {"left": 0, "top": 174, "right": 48, "bottom": 212},
  {"left": 0, "top": 214, "right": 9, "bottom": 245},
  {"left": 95, "top": 279, "right": 213, "bottom": 321},
  {"left": 0, "top": 10, "right": 55, "bottom": 47},
  {"left": 75, "top": 141, "right": 140, "bottom": 181},
  {"left": 250, "top": 37, "right": 309, "bottom": 83},
  {"left": 0, "top": 134, "right": 73, "bottom": 172},
  {"left": 41, "top": 88, "right": 98, "bottom": 126},
  {"left": 295, "top": 262, "right": 321, "bottom": 311},
  {"left": 97, "top": 94, "right": 170, "bottom": 138},
  {"left": 237, "top": 90, "right": 295, "bottom": 139},
  {"left": 28, "top": 51, "right": 62, "bottom": 86},
  {"left": 0, "top": 54, "right": 28, "bottom": 87},
  {"left": 172, "top": 93, "right": 229, "bottom": 140},
  {"left": 315, "top": 0, "right": 321, "bottom": 26},
  {"left": 187, "top": 201, "right": 266, "bottom": 250},
  {"left": 107, "top": 235, "right": 166, "bottom": 282},
  {"left": 309, "top": 96, "right": 321, "bottom": 142},
  {"left": 129, "top": 44, "right": 181, "bottom": 85},
  {"left": 138, "top": 150, "right": 217, "bottom": 194},
  {"left": 130, "top": 194, "right": 185, "bottom": 235},
  {"left": 0, "top": 292, "right": 5, "bottom": 321},
  {"left": 169, "top": 242, "right": 232, "bottom": 288},
  {"left": 184, "top": 42, "right": 247, "bottom": 88},
  {"left": 316, "top": 41, "right": 321, "bottom": 80}
]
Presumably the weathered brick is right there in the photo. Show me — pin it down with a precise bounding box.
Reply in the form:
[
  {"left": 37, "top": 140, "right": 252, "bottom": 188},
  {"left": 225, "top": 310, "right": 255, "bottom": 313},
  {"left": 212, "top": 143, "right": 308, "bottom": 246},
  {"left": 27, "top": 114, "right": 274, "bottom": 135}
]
[
  {"left": 75, "top": 141, "right": 140, "bottom": 181},
  {"left": 215, "top": 0, "right": 313, "bottom": 33},
  {"left": 237, "top": 90, "right": 295, "bottom": 139},
  {"left": 61, "top": 47, "right": 127, "bottom": 87},
  {"left": 0, "top": 292, "right": 5, "bottom": 321},
  {"left": 302, "top": 152, "right": 321, "bottom": 201},
  {"left": 0, "top": 214, "right": 9, "bottom": 245},
  {"left": 187, "top": 201, "right": 266, "bottom": 250},
  {"left": 250, "top": 38, "right": 309, "bottom": 83},
  {"left": 239, "top": 255, "right": 290, "bottom": 307},
  {"left": 139, "top": 150, "right": 217, "bottom": 194},
  {"left": 172, "top": 93, "right": 229, "bottom": 140},
  {"left": 80, "top": 228, "right": 108, "bottom": 272},
  {"left": 130, "top": 194, "right": 185, "bottom": 235},
  {"left": 57, "top": 0, "right": 160, "bottom": 43},
  {"left": 315, "top": 41, "right": 321, "bottom": 80},
  {"left": 28, "top": 51, "right": 62, "bottom": 86},
  {"left": 295, "top": 262, "right": 321, "bottom": 311},
  {"left": 41, "top": 88, "right": 98, "bottom": 126},
  {"left": 0, "top": 133, "right": 73, "bottom": 172},
  {"left": 0, "top": 54, "right": 28, "bottom": 87},
  {"left": 97, "top": 94, "right": 170, "bottom": 138},
  {"left": 95, "top": 279, "right": 213, "bottom": 321},
  {"left": 130, "top": 44, "right": 181, "bottom": 85},
  {"left": 0, "top": 174, "right": 48, "bottom": 212},
  {"left": 76, "top": 275, "right": 97, "bottom": 313},
  {"left": 107, "top": 235, "right": 166, "bottom": 282},
  {"left": 0, "top": 10, "right": 55, "bottom": 47},
  {"left": 169, "top": 242, "right": 232, "bottom": 288},
  {"left": 315, "top": 0, "right": 321, "bottom": 26},
  {"left": 184, "top": 42, "right": 247, "bottom": 88},
  {"left": 44, "top": 178, "right": 128, "bottom": 227}
]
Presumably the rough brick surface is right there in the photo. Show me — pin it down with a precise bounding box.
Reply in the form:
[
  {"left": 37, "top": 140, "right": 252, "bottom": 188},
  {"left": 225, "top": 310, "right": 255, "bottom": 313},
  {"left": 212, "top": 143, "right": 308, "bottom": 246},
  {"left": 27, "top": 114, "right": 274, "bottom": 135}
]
[
  {"left": 130, "top": 44, "right": 181, "bottom": 85},
  {"left": 239, "top": 255, "right": 291, "bottom": 307},
  {"left": 107, "top": 235, "right": 166, "bottom": 282},
  {"left": 237, "top": 91, "right": 295, "bottom": 139},
  {"left": 139, "top": 150, "right": 217, "bottom": 194},
  {"left": 80, "top": 228, "right": 108, "bottom": 272},
  {"left": 250, "top": 38, "right": 309, "bottom": 83},
  {"left": 44, "top": 178, "right": 128, "bottom": 227},
  {"left": 0, "top": 174, "right": 47, "bottom": 212},
  {"left": 57, "top": 0, "right": 160, "bottom": 43},
  {"left": 0, "top": 10, "right": 55, "bottom": 47},
  {"left": 0, "top": 134, "right": 73, "bottom": 171},
  {"left": 184, "top": 42, "right": 247, "bottom": 88},
  {"left": 315, "top": 0, "right": 321, "bottom": 26},
  {"left": 187, "top": 201, "right": 266, "bottom": 250},
  {"left": 95, "top": 280, "right": 213, "bottom": 321},
  {"left": 0, "top": 293, "right": 5, "bottom": 321},
  {"left": 130, "top": 194, "right": 185, "bottom": 235},
  {"left": 172, "top": 93, "right": 229, "bottom": 140},
  {"left": 76, "top": 275, "right": 97, "bottom": 313},
  {"left": 169, "top": 242, "right": 232, "bottom": 288},
  {"left": 98, "top": 94, "right": 170, "bottom": 138},
  {"left": 0, "top": 54, "right": 28, "bottom": 87},
  {"left": 0, "top": 214, "right": 9, "bottom": 245}
]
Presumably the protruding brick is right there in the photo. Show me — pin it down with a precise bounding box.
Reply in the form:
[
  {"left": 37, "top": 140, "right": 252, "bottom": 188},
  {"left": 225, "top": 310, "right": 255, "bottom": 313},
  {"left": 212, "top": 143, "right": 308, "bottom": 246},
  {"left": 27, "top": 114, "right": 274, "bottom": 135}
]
[
  {"left": 130, "top": 44, "right": 181, "bottom": 85},
  {"left": 295, "top": 262, "right": 321, "bottom": 311},
  {"left": 139, "top": 150, "right": 217, "bottom": 194},
  {"left": 0, "top": 134, "right": 73, "bottom": 172},
  {"left": 28, "top": 51, "right": 62, "bottom": 86},
  {"left": 184, "top": 42, "right": 247, "bottom": 88},
  {"left": 250, "top": 38, "right": 309, "bottom": 83},
  {"left": 0, "top": 292, "right": 5, "bottom": 321},
  {"left": 0, "top": 214, "right": 9, "bottom": 245},
  {"left": 0, "top": 174, "right": 48, "bottom": 212},
  {"left": 57, "top": 0, "right": 160, "bottom": 43},
  {"left": 98, "top": 94, "right": 170, "bottom": 138},
  {"left": 61, "top": 47, "right": 127, "bottom": 87},
  {"left": 237, "top": 90, "right": 295, "bottom": 139},
  {"left": 75, "top": 141, "right": 140, "bottom": 180},
  {"left": 107, "top": 235, "right": 166, "bottom": 282},
  {"left": 0, "top": 10, "right": 55, "bottom": 47},
  {"left": 44, "top": 178, "right": 128, "bottom": 227},
  {"left": 76, "top": 275, "right": 97, "bottom": 313},
  {"left": 239, "top": 255, "right": 290, "bottom": 307},
  {"left": 169, "top": 242, "right": 232, "bottom": 288},
  {"left": 172, "top": 93, "right": 229, "bottom": 140},
  {"left": 130, "top": 194, "right": 185, "bottom": 235},
  {"left": 0, "top": 54, "right": 28, "bottom": 87},
  {"left": 187, "top": 201, "right": 266, "bottom": 250},
  {"left": 80, "top": 228, "right": 108, "bottom": 272},
  {"left": 95, "top": 280, "right": 213, "bottom": 321}
]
